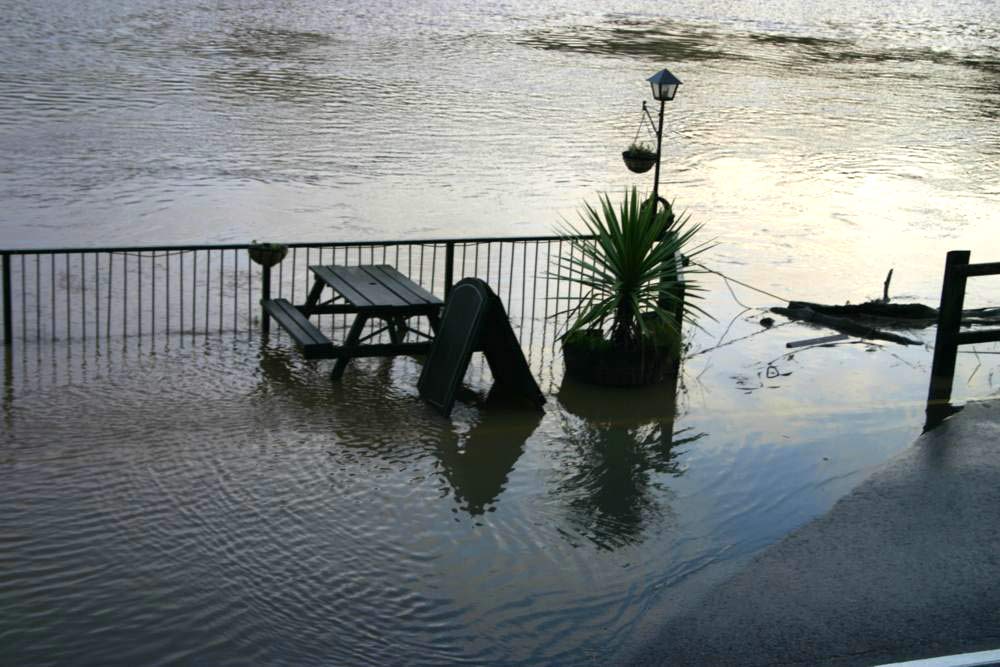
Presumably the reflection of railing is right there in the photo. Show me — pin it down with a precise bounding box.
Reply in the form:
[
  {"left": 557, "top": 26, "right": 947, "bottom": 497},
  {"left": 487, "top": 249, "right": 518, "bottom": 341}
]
[
  {"left": 0, "top": 236, "right": 597, "bottom": 350},
  {"left": 926, "top": 250, "right": 1000, "bottom": 426}
]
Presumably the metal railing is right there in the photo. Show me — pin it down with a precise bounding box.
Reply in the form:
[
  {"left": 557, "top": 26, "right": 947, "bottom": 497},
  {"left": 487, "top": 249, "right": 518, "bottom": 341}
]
[
  {"left": 926, "top": 250, "right": 1000, "bottom": 427},
  {"left": 1, "top": 236, "right": 594, "bottom": 352}
]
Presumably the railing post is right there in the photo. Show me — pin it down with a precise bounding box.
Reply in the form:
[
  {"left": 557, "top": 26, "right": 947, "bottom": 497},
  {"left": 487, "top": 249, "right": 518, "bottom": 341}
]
[
  {"left": 444, "top": 241, "right": 455, "bottom": 299},
  {"left": 261, "top": 264, "right": 272, "bottom": 335},
  {"left": 2, "top": 252, "right": 11, "bottom": 347},
  {"left": 927, "top": 250, "right": 970, "bottom": 418}
]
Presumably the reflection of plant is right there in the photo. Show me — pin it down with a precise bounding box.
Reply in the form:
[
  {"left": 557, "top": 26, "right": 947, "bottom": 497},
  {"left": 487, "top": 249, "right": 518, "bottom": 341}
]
[
  {"left": 553, "top": 187, "right": 710, "bottom": 351},
  {"left": 556, "top": 418, "right": 705, "bottom": 551}
]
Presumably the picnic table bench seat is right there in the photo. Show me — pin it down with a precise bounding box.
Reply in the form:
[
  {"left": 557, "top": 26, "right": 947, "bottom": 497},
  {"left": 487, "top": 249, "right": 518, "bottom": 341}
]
[
  {"left": 261, "top": 264, "right": 444, "bottom": 377},
  {"left": 261, "top": 297, "right": 333, "bottom": 359}
]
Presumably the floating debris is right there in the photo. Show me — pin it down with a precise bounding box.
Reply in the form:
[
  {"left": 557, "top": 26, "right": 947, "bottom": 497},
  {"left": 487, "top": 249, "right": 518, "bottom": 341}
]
[
  {"left": 786, "top": 333, "right": 850, "bottom": 349},
  {"left": 771, "top": 304, "right": 923, "bottom": 346}
]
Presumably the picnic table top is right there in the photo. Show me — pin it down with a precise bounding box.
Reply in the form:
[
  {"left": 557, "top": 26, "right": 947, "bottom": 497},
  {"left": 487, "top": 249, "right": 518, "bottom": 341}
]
[{"left": 308, "top": 264, "right": 443, "bottom": 311}]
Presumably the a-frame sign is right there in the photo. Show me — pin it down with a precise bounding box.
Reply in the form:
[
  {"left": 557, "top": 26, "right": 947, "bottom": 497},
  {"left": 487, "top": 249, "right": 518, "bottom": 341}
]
[{"left": 418, "top": 278, "right": 546, "bottom": 417}]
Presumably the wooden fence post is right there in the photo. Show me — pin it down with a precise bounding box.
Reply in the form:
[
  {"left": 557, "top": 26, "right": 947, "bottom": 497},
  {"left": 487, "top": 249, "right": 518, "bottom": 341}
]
[{"left": 926, "top": 250, "right": 970, "bottom": 413}]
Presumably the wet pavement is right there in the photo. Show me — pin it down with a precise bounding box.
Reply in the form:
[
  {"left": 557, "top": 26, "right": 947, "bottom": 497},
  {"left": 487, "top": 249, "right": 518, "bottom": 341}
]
[{"left": 629, "top": 399, "right": 1000, "bottom": 667}]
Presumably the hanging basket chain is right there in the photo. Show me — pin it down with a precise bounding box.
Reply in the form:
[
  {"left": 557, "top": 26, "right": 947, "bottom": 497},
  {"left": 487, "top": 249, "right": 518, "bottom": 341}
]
[{"left": 631, "top": 103, "right": 658, "bottom": 148}]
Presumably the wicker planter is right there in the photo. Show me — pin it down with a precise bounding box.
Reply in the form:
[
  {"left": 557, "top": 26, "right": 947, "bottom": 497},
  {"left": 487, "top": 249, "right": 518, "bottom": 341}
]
[
  {"left": 622, "top": 150, "right": 657, "bottom": 174},
  {"left": 248, "top": 244, "right": 288, "bottom": 268},
  {"left": 562, "top": 331, "right": 675, "bottom": 387}
]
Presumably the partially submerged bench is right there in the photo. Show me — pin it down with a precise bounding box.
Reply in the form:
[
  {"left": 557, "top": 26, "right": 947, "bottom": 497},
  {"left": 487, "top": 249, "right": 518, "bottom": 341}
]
[{"left": 262, "top": 264, "right": 443, "bottom": 379}]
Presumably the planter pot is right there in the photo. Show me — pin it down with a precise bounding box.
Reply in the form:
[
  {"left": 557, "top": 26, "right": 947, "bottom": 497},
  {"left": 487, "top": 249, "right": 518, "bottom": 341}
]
[
  {"left": 248, "top": 244, "right": 288, "bottom": 268},
  {"left": 562, "top": 331, "right": 676, "bottom": 387},
  {"left": 622, "top": 151, "right": 656, "bottom": 174}
]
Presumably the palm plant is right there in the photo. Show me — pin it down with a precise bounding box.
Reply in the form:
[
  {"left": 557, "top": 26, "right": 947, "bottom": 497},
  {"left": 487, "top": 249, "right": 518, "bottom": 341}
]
[{"left": 553, "top": 187, "right": 710, "bottom": 352}]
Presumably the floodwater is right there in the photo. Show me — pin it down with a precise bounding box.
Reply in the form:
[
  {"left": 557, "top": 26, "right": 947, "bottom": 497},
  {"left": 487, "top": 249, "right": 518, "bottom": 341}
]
[
  {"left": 3, "top": 272, "right": 998, "bottom": 665},
  {"left": 1, "top": 0, "right": 1000, "bottom": 664}
]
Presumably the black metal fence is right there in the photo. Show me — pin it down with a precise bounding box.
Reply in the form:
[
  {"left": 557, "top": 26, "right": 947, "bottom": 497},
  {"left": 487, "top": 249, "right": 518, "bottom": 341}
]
[{"left": 1, "top": 236, "right": 592, "bottom": 352}]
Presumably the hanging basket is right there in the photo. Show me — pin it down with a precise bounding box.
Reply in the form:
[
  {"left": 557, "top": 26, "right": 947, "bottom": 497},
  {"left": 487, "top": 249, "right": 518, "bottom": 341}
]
[
  {"left": 248, "top": 243, "right": 288, "bottom": 268},
  {"left": 622, "top": 150, "right": 657, "bottom": 174}
]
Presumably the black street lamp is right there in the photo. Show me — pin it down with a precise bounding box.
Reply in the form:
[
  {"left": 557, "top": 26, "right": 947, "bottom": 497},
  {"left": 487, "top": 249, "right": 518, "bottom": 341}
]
[{"left": 645, "top": 68, "right": 682, "bottom": 214}]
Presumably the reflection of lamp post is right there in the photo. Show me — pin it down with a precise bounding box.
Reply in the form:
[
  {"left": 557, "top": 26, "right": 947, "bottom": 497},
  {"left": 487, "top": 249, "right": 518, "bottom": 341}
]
[{"left": 646, "top": 68, "right": 681, "bottom": 213}]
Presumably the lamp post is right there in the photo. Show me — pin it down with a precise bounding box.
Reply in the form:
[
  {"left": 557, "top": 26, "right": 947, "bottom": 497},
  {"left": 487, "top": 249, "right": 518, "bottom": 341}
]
[
  {"left": 645, "top": 68, "right": 681, "bottom": 214},
  {"left": 643, "top": 68, "right": 682, "bottom": 316}
]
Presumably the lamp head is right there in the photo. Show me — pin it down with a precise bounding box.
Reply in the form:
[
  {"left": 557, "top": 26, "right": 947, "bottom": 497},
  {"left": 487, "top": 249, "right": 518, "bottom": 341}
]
[{"left": 648, "top": 68, "right": 682, "bottom": 101}]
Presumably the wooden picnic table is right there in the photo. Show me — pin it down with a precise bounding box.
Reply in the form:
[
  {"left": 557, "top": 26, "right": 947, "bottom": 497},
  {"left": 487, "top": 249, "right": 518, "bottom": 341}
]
[{"left": 261, "top": 264, "right": 443, "bottom": 379}]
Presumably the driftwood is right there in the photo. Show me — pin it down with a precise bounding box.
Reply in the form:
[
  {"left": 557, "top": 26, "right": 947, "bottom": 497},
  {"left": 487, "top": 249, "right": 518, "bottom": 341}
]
[
  {"left": 782, "top": 301, "right": 1000, "bottom": 329},
  {"left": 771, "top": 305, "right": 923, "bottom": 346},
  {"left": 786, "top": 300, "right": 937, "bottom": 325}
]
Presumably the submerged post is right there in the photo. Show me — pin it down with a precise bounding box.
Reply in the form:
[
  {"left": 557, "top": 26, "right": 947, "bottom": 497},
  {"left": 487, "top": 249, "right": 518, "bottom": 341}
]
[
  {"left": 2, "top": 252, "right": 11, "bottom": 347},
  {"left": 926, "top": 250, "right": 970, "bottom": 418}
]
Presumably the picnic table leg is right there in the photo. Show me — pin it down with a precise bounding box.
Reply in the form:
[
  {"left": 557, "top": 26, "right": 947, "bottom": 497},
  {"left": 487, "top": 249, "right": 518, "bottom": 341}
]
[
  {"left": 331, "top": 314, "right": 368, "bottom": 380},
  {"left": 303, "top": 278, "right": 326, "bottom": 313},
  {"left": 427, "top": 310, "right": 441, "bottom": 335},
  {"left": 387, "top": 316, "right": 407, "bottom": 344}
]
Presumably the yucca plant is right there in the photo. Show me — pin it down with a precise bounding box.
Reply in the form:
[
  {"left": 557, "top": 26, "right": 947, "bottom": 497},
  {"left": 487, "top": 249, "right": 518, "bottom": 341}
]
[{"left": 553, "top": 187, "right": 710, "bottom": 356}]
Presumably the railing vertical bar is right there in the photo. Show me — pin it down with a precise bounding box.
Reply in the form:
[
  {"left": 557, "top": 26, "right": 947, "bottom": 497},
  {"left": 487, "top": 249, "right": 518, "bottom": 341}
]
[
  {"left": 35, "top": 255, "right": 41, "bottom": 342},
  {"left": 418, "top": 244, "right": 425, "bottom": 288},
  {"left": 521, "top": 243, "right": 528, "bottom": 328},
  {"left": 81, "top": 253, "right": 87, "bottom": 344},
  {"left": 191, "top": 250, "right": 198, "bottom": 336},
  {"left": 204, "top": 250, "right": 211, "bottom": 336},
  {"left": 540, "top": 241, "right": 552, "bottom": 360},
  {"left": 527, "top": 240, "right": 539, "bottom": 345},
  {"left": 1, "top": 252, "right": 11, "bottom": 346},
  {"left": 290, "top": 247, "right": 298, "bottom": 307},
  {"left": 166, "top": 251, "right": 172, "bottom": 336},
  {"left": 277, "top": 250, "right": 284, "bottom": 304},
  {"left": 49, "top": 255, "right": 55, "bottom": 343},
  {"left": 179, "top": 252, "right": 185, "bottom": 335},
  {"left": 138, "top": 252, "right": 143, "bottom": 339},
  {"left": 106, "top": 253, "right": 113, "bottom": 339},
  {"left": 247, "top": 250, "right": 252, "bottom": 336},
  {"left": 232, "top": 249, "right": 238, "bottom": 335},
  {"left": 485, "top": 243, "right": 492, "bottom": 289},
  {"left": 151, "top": 252, "right": 157, "bottom": 342},
  {"left": 218, "top": 249, "right": 224, "bottom": 334},
  {"left": 65, "top": 254, "right": 71, "bottom": 343},
  {"left": 20, "top": 254, "right": 27, "bottom": 342},
  {"left": 93, "top": 253, "right": 99, "bottom": 343},
  {"left": 163, "top": 252, "right": 173, "bottom": 337},
  {"left": 123, "top": 253, "right": 129, "bottom": 339}
]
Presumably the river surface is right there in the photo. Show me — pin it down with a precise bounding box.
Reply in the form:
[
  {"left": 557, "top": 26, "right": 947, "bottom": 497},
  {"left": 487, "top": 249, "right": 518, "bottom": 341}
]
[
  {"left": 1, "top": 0, "right": 999, "bottom": 665},
  {"left": 1, "top": 0, "right": 999, "bottom": 302}
]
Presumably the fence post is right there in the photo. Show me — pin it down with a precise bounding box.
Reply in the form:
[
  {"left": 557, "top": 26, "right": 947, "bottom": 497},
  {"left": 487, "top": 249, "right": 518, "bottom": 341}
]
[
  {"left": 444, "top": 241, "right": 455, "bottom": 299},
  {"left": 926, "top": 250, "right": 970, "bottom": 415},
  {"left": 260, "top": 264, "right": 272, "bottom": 335},
  {"left": 2, "top": 253, "right": 11, "bottom": 347}
]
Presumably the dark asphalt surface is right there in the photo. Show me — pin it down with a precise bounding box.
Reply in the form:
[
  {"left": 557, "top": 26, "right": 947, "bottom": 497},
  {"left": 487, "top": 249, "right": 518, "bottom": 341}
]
[{"left": 628, "top": 399, "right": 1000, "bottom": 667}]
